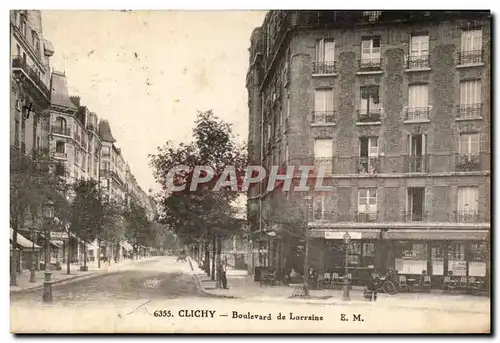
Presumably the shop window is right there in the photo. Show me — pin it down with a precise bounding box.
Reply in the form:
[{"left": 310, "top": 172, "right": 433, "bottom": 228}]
[
  {"left": 431, "top": 244, "right": 444, "bottom": 275},
  {"left": 394, "top": 242, "right": 427, "bottom": 275},
  {"left": 447, "top": 243, "right": 466, "bottom": 276},
  {"left": 347, "top": 242, "right": 362, "bottom": 266},
  {"left": 469, "top": 242, "right": 487, "bottom": 277}
]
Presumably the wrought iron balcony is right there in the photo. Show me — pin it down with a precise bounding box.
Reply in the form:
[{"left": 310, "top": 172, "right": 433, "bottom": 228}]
[
  {"left": 314, "top": 158, "right": 333, "bottom": 175},
  {"left": 11, "top": 55, "right": 50, "bottom": 99},
  {"left": 454, "top": 210, "right": 480, "bottom": 223},
  {"left": 458, "top": 49, "right": 483, "bottom": 65},
  {"left": 455, "top": 154, "right": 481, "bottom": 172},
  {"left": 404, "top": 155, "right": 429, "bottom": 173},
  {"left": 312, "top": 60, "right": 337, "bottom": 74},
  {"left": 356, "top": 156, "right": 380, "bottom": 174},
  {"left": 406, "top": 54, "right": 430, "bottom": 69},
  {"left": 51, "top": 126, "right": 71, "bottom": 137},
  {"left": 355, "top": 211, "right": 378, "bottom": 223},
  {"left": 405, "top": 106, "right": 431, "bottom": 121},
  {"left": 52, "top": 151, "right": 67, "bottom": 159},
  {"left": 357, "top": 109, "right": 382, "bottom": 123},
  {"left": 456, "top": 103, "right": 483, "bottom": 119},
  {"left": 358, "top": 57, "right": 383, "bottom": 71},
  {"left": 312, "top": 111, "right": 336, "bottom": 124},
  {"left": 403, "top": 210, "right": 426, "bottom": 222}
]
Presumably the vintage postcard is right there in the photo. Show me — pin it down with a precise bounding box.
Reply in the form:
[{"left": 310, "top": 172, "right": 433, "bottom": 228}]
[{"left": 9, "top": 9, "right": 491, "bottom": 334}]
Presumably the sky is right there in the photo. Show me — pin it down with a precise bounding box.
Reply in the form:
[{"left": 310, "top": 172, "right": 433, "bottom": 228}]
[{"left": 40, "top": 10, "right": 267, "bottom": 193}]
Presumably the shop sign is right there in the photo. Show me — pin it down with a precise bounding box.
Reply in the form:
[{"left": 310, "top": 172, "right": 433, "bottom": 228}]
[
  {"left": 324, "top": 231, "right": 362, "bottom": 240},
  {"left": 50, "top": 232, "right": 69, "bottom": 240},
  {"left": 451, "top": 261, "right": 467, "bottom": 274}
]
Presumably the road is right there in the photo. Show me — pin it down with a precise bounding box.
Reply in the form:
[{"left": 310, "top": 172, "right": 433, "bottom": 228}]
[{"left": 10, "top": 256, "right": 490, "bottom": 334}]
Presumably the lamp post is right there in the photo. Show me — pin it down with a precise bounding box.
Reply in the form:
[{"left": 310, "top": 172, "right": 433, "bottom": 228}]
[
  {"left": 42, "top": 200, "right": 54, "bottom": 304},
  {"left": 342, "top": 232, "right": 351, "bottom": 301},
  {"left": 29, "top": 230, "right": 38, "bottom": 283},
  {"left": 302, "top": 195, "right": 312, "bottom": 297}
]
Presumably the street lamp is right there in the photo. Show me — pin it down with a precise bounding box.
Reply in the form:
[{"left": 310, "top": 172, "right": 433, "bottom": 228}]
[
  {"left": 342, "top": 232, "right": 351, "bottom": 301},
  {"left": 302, "top": 195, "right": 312, "bottom": 297},
  {"left": 42, "top": 200, "right": 54, "bottom": 304},
  {"left": 29, "top": 230, "right": 38, "bottom": 283}
]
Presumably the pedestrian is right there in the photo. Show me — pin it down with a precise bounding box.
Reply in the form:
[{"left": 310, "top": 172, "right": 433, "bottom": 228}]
[
  {"left": 217, "top": 260, "right": 228, "bottom": 289},
  {"left": 367, "top": 271, "right": 381, "bottom": 302}
]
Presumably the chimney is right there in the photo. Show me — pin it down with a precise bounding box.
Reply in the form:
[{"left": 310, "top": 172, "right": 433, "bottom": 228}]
[{"left": 70, "top": 95, "right": 81, "bottom": 107}]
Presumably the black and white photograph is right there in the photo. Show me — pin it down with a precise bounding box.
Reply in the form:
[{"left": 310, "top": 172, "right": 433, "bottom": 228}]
[{"left": 8, "top": 9, "right": 491, "bottom": 334}]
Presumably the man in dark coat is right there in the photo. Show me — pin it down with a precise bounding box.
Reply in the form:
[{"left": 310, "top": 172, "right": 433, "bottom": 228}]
[{"left": 367, "top": 271, "right": 382, "bottom": 301}]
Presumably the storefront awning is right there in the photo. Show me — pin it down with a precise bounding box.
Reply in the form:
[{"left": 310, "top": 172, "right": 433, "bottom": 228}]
[
  {"left": 382, "top": 229, "right": 489, "bottom": 241},
  {"left": 121, "top": 242, "right": 133, "bottom": 251},
  {"left": 10, "top": 229, "right": 41, "bottom": 250},
  {"left": 310, "top": 229, "right": 380, "bottom": 240}
]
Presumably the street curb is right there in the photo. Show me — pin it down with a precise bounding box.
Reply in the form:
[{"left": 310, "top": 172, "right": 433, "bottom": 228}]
[
  {"left": 10, "top": 258, "right": 154, "bottom": 294},
  {"left": 187, "top": 257, "right": 237, "bottom": 299}
]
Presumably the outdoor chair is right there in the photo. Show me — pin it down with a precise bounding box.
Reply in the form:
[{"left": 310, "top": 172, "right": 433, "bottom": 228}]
[
  {"left": 331, "top": 273, "right": 342, "bottom": 289},
  {"left": 398, "top": 275, "right": 412, "bottom": 292},
  {"left": 322, "top": 273, "right": 332, "bottom": 289},
  {"left": 422, "top": 275, "right": 431, "bottom": 292},
  {"left": 458, "top": 276, "right": 468, "bottom": 291},
  {"left": 443, "top": 276, "right": 453, "bottom": 292}
]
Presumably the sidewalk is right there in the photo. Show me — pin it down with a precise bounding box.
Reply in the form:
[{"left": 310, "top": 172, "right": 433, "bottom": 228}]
[
  {"left": 193, "top": 264, "right": 490, "bottom": 314},
  {"left": 10, "top": 257, "right": 147, "bottom": 293}
]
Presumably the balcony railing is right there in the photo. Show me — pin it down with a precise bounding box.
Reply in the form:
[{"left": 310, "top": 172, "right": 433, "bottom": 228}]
[
  {"left": 356, "top": 156, "right": 380, "bottom": 174},
  {"left": 51, "top": 126, "right": 71, "bottom": 136},
  {"left": 456, "top": 103, "right": 483, "bottom": 119},
  {"left": 314, "top": 158, "right": 333, "bottom": 175},
  {"left": 355, "top": 211, "right": 378, "bottom": 223},
  {"left": 406, "top": 54, "right": 430, "bottom": 69},
  {"left": 405, "top": 106, "right": 431, "bottom": 121},
  {"left": 11, "top": 55, "right": 50, "bottom": 99},
  {"left": 357, "top": 109, "right": 382, "bottom": 123},
  {"left": 312, "top": 111, "right": 336, "bottom": 124},
  {"left": 312, "top": 60, "right": 337, "bottom": 74},
  {"left": 358, "top": 57, "right": 382, "bottom": 71},
  {"left": 454, "top": 210, "right": 480, "bottom": 223},
  {"left": 404, "top": 155, "right": 429, "bottom": 173},
  {"left": 458, "top": 49, "right": 483, "bottom": 65},
  {"left": 403, "top": 210, "right": 426, "bottom": 222},
  {"left": 52, "top": 151, "right": 67, "bottom": 159},
  {"left": 455, "top": 154, "right": 481, "bottom": 172}
]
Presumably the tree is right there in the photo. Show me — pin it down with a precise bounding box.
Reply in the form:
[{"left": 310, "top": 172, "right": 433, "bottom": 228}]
[
  {"left": 123, "top": 200, "right": 151, "bottom": 258},
  {"left": 69, "top": 179, "right": 107, "bottom": 270},
  {"left": 10, "top": 146, "right": 67, "bottom": 285},
  {"left": 149, "top": 110, "right": 247, "bottom": 280}
]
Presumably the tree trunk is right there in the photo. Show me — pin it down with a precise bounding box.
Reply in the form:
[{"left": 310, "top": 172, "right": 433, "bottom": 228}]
[
  {"left": 204, "top": 238, "right": 210, "bottom": 276},
  {"left": 67, "top": 229, "right": 71, "bottom": 275},
  {"left": 211, "top": 235, "right": 216, "bottom": 281},
  {"left": 83, "top": 243, "right": 87, "bottom": 269},
  {"left": 216, "top": 235, "right": 222, "bottom": 289},
  {"left": 10, "top": 221, "right": 19, "bottom": 286},
  {"left": 97, "top": 238, "right": 101, "bottom": 268}
]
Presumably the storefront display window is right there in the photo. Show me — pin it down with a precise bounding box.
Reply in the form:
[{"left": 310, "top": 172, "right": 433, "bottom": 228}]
[
  {"left": 394, "top": 241, "right": 427, "bottom": 275},
  {"left": 347, "top": 242, "right": 362, "bottom": 266},
  {"left": 431, "top": 243, "right": 444, "bottom": 275},
  {"left": 469, "top": 242, "right": 487, "bottom": 277},
  {"left": 362, "top": 243, "right": 375, "bottom": 267},
  {"left": 447, "top": 243, "right": 466, "bottom": 276}
]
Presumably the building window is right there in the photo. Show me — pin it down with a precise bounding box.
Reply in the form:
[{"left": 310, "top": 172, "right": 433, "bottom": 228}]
[
  {"left": 458, "top": 80, "right": 482, "bottom": 119},
  {"left": 406, "top": 187, "right": 425, "bottom": 221},
  {"left": 459, "top": 29, "right": 483, "bottom": 65},
  {"left": 55, "top": 164, "right": 65, "bottom": 176},
  {"left": 313, "top": 88, "right": 334, "bottom": 124},
  {"left": 408, "top": 35, "right": 429, "bottom": 69},
  {"left": 56, "top": 141, "right": 65, "bottom": 153},
  {"left": 102, "top": 146, "right": 110, "bottom": 157},
  {"left": 313, "top": 139, "right": 333, "bottom": 175},
  {"left": 469, "top": 242, "right": 487, "bottom": 277},
  {"left": 358, "top": 86, "right": 381, "bottom": 122},
  {"left": 313, "top": 196, "right": 326, "bottom": 221},
  {"left": 407, "top": 134, "right": 427, "bottom": 173},
  {"left": 314, "top": 39, "right": 335, "bottom": 74},
  {"left": 363, "top": 11, "right": 382, "bottom": 22},
  {"left": 406, "top": 84, "right": 430, "bottom": 121},
  {"left": 457, "top": 186, "right": 479, "bottom": 222},
  {"left": 394, "top": 242, "right": 428, "bottom": 274},
  {"left": 459, "top": 133, "right": 480, "bottom": 155},
  {"left": 360, "top": 37, "right": 381, "bottom": 69},
  {"left": 358, "top": 137, "right": 379, "bottom": 174},
  {"left": 357, "top": 188, "right": 377, "bottom": 222}
]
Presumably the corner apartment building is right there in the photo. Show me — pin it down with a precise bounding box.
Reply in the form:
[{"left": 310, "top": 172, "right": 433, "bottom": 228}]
[
  {"left": 246, "top": 11, "right": 491, "bottom": 287},
  {"left": 10, "top": 10, "right": 53, "bottom": 156}
]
